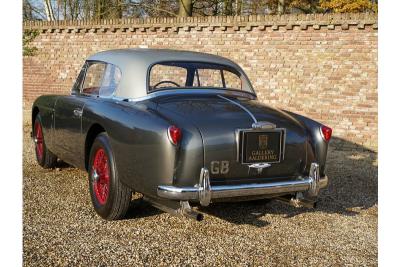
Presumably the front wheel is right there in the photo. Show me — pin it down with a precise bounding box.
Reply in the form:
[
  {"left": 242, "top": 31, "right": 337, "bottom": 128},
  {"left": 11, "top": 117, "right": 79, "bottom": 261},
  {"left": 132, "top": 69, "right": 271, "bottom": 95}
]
[{"left": 88, "top": 133, "right": 132, "bottom": 220}]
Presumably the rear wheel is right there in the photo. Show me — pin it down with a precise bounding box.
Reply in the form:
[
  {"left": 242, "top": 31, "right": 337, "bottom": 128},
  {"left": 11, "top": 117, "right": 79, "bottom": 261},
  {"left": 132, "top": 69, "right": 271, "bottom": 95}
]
[
  {"left": 88, "top": 133, "right": 132, "bottom": 220},
  {"left": 33, "top": 115, "right": 57, "bottom": 168}
]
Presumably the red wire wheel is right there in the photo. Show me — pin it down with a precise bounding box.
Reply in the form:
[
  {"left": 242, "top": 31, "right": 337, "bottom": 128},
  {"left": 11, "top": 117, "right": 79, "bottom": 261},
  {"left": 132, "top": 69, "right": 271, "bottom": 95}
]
[
  {"left": 91, "top": 148, "right": 110, "bottom": 205},
  {"left": 34, "top": 120, "right": 44, "bottom": 162}
]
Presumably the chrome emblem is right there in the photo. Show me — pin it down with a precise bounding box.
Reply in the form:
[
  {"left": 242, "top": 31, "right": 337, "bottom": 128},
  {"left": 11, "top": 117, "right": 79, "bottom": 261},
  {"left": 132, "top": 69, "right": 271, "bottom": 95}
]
[
  {"left": 259, "top": 135, "right": 268, "bottom": 150},
  {"left": 248, "top": 162, "right": 272, "bottom": 174}
]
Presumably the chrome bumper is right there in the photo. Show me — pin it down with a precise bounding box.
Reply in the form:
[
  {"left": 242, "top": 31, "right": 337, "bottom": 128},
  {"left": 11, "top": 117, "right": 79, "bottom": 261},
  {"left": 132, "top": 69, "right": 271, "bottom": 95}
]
[{"left": 157, "top": 163, "right": 328, "bottom": 207}]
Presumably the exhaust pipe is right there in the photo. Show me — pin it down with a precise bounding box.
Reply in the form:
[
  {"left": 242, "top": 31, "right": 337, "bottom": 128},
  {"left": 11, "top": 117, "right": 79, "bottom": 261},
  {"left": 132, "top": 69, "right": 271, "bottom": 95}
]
[
  {"left": 179, "top": 201, "right": 204, "bottom": 221},
  {"left": 144, "top": 197, "right": 204, "bottom": 221},
  {"left": 182, "top": 207, "right": 204, "bottom": 221},
  {"left": 276, "top": 193, "right": 317, "bottom": 209}
]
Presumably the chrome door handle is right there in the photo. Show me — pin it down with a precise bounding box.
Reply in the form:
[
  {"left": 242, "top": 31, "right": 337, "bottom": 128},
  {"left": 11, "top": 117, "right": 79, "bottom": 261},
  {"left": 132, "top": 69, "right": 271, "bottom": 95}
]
[{"left": 73, "top": 108, "right": 83, "bottom": 117}]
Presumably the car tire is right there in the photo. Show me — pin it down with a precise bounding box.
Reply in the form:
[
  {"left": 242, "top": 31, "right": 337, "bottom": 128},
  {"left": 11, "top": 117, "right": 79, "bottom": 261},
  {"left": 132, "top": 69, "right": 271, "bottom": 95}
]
[
  {"left": 88, "top": 132, "right": 132, "bottom": 220},
  {"left": 33, "top": 114, "right": 57, "bottom": 168}
]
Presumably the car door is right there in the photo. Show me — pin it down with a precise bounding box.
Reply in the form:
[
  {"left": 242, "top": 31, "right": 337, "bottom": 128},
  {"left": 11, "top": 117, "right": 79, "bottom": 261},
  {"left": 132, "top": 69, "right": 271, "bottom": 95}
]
[{"left": 54, "top": 61, "right": 107, "bottom": 167}]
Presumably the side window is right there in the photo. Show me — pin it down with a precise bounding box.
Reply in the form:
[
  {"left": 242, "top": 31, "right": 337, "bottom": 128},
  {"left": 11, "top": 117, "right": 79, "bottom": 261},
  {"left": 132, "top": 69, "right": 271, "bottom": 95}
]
[
  {"left": 99, "top": 64, "right": 122, "bottom": 97},
  {"left": 82, "top": 62, "right": 106, "bottom": 96}
]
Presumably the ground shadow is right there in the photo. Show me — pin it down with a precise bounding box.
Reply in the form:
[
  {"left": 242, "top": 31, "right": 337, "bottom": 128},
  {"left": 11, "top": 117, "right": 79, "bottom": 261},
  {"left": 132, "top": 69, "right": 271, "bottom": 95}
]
[
  {"left": 198, "top": 137, "right": 377, "bottom": 226},
  {"left": 54, "top": 159, "right": 70, "bottom": 169},
  {"left": 124, "top": 196, "right": 163, "bottom": 220}
]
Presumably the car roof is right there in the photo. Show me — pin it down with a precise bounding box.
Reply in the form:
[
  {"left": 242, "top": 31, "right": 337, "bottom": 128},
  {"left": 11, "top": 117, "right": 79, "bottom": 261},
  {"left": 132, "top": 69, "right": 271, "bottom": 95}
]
[
  {"left": 86, "top": 48, "right": 253, "bottom": 99},
  {"left": 88, "top": 48, "right": 240, "bottom": 69}
]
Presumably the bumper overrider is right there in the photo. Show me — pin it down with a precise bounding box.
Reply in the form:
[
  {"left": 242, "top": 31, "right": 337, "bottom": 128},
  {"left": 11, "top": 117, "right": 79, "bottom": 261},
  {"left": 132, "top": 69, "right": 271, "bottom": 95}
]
[{"left": 157, "top": 163, "right": 328, "bottom": 206}]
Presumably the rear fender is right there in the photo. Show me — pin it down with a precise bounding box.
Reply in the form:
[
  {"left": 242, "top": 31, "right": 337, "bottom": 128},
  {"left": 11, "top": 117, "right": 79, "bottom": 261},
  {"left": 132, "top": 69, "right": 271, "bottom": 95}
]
[
  {"left": 284, "top": 111, "right": 329, "bottom": 175},
  {"left": 31, "top": 95, "right": 59, "bottom": 153},
  {"left": 82, "top": 99, "right": 177, "bottom": 198}
]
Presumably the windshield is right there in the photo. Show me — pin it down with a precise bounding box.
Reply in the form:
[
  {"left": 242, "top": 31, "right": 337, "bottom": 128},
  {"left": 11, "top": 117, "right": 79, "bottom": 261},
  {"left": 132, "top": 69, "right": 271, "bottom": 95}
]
[{"left": 148, "top": 61, "right": 254, "bottom": 94}]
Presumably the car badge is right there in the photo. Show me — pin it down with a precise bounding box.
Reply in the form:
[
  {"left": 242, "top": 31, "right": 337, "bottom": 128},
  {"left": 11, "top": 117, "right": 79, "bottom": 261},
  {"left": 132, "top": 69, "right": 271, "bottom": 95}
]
[
  {"left": 248, "top": 162, "right": 272, "bottom": 174},
  {"left": 259, "top": 135, "right": 268, "bottom": 150}
]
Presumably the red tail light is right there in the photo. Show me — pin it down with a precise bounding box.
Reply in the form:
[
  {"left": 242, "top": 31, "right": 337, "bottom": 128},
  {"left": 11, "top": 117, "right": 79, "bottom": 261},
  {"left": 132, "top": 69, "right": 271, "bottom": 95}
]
[
  {"left": 321, "top": 125, "right": 332, "bottom": 142},
  {"left": 168, "top": 125, "right": 182, "bottom": 145}
]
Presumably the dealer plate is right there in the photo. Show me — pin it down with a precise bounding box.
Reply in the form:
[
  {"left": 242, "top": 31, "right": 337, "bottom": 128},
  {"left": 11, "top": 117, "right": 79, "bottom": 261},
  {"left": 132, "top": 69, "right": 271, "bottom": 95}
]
[{"left": 240, "top": 130, "right": 284, "bottom": 164}]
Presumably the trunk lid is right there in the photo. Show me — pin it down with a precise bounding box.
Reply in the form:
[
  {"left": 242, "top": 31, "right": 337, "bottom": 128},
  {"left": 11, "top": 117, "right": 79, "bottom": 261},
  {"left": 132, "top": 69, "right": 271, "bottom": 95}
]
[{"left": 156, "top": 93, "right": 308, "bottom": 183}]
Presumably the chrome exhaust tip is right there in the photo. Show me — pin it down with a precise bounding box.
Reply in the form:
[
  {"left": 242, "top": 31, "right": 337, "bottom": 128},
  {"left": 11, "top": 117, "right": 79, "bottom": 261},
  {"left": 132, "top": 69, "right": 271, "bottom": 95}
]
[
  {"left": 144, "top": 196, "right": 204, "bottom": 221},
  {"left": 182, "top": 208, "right": 204, "bottom": 221},
  {"left": 179, "top": 201, "right": 204, "bottom": 221}
]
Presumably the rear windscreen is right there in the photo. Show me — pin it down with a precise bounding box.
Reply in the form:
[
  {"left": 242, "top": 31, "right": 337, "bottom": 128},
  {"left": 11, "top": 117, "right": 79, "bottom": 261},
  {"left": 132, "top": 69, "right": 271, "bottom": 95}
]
[{"left": 148, "top": 61, "right": 253, "bottom": 93}]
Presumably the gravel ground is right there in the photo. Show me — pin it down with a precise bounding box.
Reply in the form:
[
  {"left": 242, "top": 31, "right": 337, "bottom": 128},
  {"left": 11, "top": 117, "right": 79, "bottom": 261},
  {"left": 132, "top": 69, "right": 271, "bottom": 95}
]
[{"left": 23, "top": 124, "right": 378, "bottom": 266}]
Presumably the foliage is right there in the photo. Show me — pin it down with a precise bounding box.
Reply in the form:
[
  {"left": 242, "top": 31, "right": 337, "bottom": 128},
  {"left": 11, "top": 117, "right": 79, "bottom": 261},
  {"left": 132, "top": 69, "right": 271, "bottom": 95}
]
[
  {"left": 23, "top": 30, "right": 39, "bottom": 57},
  {"left": 22, "top": 0, "right": 378, "bottom": 21},
  {"left": 319, "top": 0, "right": 378, "bottom": 13}
]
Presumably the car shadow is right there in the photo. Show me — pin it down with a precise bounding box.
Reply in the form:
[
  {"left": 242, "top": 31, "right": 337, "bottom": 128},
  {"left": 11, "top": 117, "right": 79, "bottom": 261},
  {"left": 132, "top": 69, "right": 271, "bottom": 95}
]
[
  {"left": 124, "top": 195, "right": 163, "bottom": 220},
  {"left": 197, "top": 137, "right": 378, "bottom": 227},
  {"left": 54, "top": 159, "right": 70, "bottom": 169}
]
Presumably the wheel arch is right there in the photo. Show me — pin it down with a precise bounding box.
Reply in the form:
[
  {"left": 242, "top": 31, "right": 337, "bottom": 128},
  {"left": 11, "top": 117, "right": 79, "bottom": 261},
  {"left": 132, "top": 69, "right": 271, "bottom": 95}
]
[{"left": 85, "top": 123, "right": 106, "bottom": 171}]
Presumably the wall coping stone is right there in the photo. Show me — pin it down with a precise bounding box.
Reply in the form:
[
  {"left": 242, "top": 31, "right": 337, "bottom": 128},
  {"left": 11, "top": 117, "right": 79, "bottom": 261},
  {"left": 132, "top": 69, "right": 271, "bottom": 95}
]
[{"left": 23, "top": 13, "right": 377, "bottom": 33}]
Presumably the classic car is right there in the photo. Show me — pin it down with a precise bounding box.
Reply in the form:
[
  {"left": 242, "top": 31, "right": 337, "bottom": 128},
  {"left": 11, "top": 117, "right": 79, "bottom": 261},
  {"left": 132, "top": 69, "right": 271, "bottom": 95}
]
[{"left": 32, "top": 49, "right": 332, "bottom": 221}]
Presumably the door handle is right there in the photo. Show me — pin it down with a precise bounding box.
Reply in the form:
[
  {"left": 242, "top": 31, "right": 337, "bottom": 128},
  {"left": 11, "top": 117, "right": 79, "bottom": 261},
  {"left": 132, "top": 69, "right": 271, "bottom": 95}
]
[{"left": 73, "top": 108, "right": 83, "bottom": 117}]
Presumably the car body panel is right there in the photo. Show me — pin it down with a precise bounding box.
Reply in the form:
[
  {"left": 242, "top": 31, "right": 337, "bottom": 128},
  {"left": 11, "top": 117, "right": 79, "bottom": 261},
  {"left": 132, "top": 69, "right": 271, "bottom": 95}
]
[
  {"left": 32, "top": 49, "right": 330, "bottom": 206},
  {"left": 155, "top": 94, "right": 308, "bottom": 182}
]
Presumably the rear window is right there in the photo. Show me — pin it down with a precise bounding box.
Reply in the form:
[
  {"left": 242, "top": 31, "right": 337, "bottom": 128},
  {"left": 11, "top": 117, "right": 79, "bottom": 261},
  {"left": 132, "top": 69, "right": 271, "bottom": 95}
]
[{"left": 148, "top": 61, "right": 252, "bottom": 93}]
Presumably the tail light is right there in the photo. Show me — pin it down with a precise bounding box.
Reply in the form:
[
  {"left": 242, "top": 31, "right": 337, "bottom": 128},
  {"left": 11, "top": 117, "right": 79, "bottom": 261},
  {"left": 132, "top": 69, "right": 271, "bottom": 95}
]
[
  {"left": 321, "top": 125, "right": 332, "bottom": 142},
  {"left": 168, "top": 125, "right": 182, "bottom": 145}
]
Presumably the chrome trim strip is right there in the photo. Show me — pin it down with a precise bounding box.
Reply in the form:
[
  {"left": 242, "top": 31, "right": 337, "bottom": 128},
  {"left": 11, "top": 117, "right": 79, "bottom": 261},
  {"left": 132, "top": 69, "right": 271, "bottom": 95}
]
[
  {"left": 217, "top": 95, "right": 257, "bottom": 123},
  {"left": 157, "top": 165, "right": 328, "bottom": 206},
  {"left": 122, "top": 89, "right": 257, "bottom": 103}
]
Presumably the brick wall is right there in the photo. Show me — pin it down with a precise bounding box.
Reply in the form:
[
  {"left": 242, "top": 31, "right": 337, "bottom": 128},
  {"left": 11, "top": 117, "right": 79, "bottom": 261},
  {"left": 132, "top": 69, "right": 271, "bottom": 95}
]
[{"left": 23, "top": 13, "right": 378, "bottom": 150}]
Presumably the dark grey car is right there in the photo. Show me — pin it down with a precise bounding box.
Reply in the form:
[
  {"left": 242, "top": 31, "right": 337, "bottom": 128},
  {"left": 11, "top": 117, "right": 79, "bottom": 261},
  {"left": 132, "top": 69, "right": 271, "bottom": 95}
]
[{"left": 32, "top": 49, "right": 332, "bottom": 221}]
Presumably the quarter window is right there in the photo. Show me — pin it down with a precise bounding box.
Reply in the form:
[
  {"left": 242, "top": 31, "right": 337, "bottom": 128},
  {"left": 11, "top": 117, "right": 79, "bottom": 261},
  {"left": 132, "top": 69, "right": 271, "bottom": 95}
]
[
  {"left": 99, "top": 64, "right": 122, "bottom": 97},
  {"left": 81, "top": 62, "right": 121, "bottom": 97},
  {"left": 82, "top": 62, "right": 106, "bottom": 95}
]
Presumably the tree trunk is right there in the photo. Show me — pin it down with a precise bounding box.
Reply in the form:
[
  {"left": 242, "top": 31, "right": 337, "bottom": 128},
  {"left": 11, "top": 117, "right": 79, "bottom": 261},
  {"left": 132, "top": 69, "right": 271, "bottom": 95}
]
[
  {"left": 178, "top": 0, "right": 192, "bottom": 17},
  {"left": 224, "top": 0, "right": 233, "bottom": 15},
  {"left": 43, "top": 0, "right": 56, "bottom": 21},
  {"left": 278, "top": 0, "right": 285, "bottom": 14},
  {"left": 235, "top": 0, "right": 242, "bottom": 15}
]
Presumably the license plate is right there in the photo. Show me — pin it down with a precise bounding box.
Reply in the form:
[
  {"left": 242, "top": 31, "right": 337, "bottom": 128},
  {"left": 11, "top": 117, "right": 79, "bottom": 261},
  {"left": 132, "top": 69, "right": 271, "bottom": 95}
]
[{"left": 239, "top": 130, "right": 284, "bottom": 164}]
